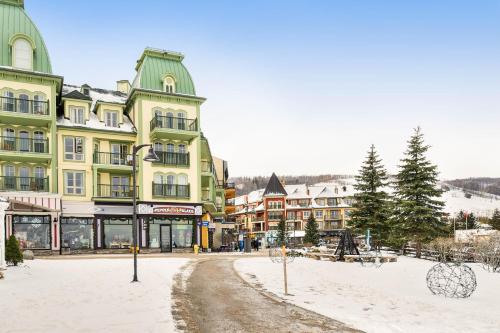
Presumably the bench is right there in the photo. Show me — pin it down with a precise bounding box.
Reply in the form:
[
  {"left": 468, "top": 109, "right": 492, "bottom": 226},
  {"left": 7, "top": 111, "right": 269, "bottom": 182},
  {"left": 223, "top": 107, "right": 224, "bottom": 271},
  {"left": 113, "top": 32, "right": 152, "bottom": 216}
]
[{"left": 306, "top": 253, "right": 338, "bottom": 261}]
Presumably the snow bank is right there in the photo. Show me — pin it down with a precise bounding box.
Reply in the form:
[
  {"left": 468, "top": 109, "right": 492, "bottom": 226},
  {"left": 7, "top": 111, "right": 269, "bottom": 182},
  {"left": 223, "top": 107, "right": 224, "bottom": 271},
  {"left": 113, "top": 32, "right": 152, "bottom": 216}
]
[
  {"left": 235, "top": 256, "right": 500, "bottom": 333},
  {"left": 0, "top": 258, "right": 189, "bottom": 333}
]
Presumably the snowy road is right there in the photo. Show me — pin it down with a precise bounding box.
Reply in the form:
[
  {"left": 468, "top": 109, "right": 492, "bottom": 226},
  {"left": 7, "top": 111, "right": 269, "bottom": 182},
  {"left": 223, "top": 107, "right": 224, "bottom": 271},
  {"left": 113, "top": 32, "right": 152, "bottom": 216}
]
[{"left": 172, "top": 257, "right": 361, "bottom": 333}]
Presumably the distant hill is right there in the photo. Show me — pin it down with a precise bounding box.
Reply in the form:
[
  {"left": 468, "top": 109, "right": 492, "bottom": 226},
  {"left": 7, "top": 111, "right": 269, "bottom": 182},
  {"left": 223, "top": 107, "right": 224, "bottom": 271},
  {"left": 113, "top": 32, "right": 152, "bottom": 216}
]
[
  {"left": 444, "top": 178, "right": 500, "bottom": 197},
  {"left": 229, "top": 174, "right": 354, "bottom": 196}
]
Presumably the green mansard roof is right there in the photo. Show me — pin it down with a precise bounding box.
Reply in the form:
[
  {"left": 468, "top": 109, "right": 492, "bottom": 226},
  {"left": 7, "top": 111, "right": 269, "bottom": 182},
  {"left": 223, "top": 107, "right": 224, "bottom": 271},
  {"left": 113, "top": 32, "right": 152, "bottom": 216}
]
[
  {"left": 132, "top": 48, "right": 196, "bottom": 96},
  {"left": 0, "top": 1, "right": 52, "bottom": 73}
]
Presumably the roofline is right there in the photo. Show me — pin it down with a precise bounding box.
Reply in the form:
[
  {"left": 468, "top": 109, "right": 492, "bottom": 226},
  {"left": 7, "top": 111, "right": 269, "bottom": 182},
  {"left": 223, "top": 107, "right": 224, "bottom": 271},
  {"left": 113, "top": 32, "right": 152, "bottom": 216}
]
[
  {"left": 135, "top": 48, "right": 185, "bottom": 71},
  {"left": 125, "top": 88, "right": 206, "bottom": 113},
  {"left": 56, "top": 124, "right": 137, "bottom": 136}
]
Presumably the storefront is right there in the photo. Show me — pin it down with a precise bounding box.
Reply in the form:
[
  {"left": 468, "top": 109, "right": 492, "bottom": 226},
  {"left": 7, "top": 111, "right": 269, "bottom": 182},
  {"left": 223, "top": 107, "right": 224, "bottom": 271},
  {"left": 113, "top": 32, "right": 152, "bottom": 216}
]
[
  {"left": 60, "top": 217, "right": 94, "bottom": 251},
  {"left": 137, "top": 202, "right": 202, "bottom": 253},
  {"left": 12, "top": 215, "right": 51, "bottom": 250}
]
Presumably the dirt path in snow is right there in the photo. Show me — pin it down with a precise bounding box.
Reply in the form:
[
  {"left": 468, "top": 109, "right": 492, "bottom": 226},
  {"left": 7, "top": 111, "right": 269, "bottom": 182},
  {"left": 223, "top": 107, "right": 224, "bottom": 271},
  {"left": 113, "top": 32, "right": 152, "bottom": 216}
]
[{"left": 172, "top": 257, "right": 362, "bottom": 333}]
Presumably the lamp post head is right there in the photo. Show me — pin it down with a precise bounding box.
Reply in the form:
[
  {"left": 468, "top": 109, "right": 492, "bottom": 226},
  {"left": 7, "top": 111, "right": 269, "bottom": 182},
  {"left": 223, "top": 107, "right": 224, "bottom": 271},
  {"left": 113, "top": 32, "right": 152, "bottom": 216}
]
[{"left": 143, "top": 147, "right": 160, "bottom": 162}]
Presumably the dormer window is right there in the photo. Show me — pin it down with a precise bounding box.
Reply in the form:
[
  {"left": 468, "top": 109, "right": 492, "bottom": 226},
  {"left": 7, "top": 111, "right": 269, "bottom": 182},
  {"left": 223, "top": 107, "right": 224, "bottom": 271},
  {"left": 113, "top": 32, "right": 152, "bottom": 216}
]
[
  {"left": 69, "top": 107, "right": 85, "bottom": 124},
  {"left": 105, "top": 111, "right": 118, "bottom": 127},
  {"left": 12, "top": 38, "right": 33, "bottom": 70},
  {"left": 163, "top": 76, "right": 175, "bottom": 93}
]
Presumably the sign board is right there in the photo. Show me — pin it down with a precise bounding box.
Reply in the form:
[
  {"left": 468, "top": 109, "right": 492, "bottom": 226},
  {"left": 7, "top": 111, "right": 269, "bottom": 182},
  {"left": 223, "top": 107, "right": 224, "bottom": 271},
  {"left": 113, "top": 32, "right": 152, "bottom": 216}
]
[
  {"left": 137, "top": 204, "right": 202, "bottom": 216},
  {"left": 208, "top": 222, "right": 216, "bottom": 229}
]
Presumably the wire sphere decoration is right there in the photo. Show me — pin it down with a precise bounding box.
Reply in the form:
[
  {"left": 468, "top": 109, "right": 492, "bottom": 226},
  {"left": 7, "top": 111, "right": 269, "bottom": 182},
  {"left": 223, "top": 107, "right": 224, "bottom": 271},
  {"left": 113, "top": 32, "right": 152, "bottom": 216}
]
[
  {"left": 268, "top": 245, "right": 296, "bottom": 264},
  {"left": 426, "top": 262, "right": 477, "bottom": 298}
]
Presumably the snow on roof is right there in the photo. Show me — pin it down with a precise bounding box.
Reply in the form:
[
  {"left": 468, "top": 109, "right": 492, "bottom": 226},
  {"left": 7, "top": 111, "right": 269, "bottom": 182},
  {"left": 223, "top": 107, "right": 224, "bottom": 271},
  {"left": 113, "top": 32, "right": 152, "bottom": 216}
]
[
  {"left": 255, "top": 203, "right": 264, "bottom": 212},
  {"left": 248, "top": 189, "right": 264, "bottom": 204},
  {"left": 234, "top": 196, "right": 247, "bottom": 206},
  {"left": 62, "top": 84, "right": 127, "bottom": 111},
  {"left": 59, "top": 84, "right": 135, "bottom": 133},
  {"left": 285, "top": 184, "right": 310, "bottom": 199}
]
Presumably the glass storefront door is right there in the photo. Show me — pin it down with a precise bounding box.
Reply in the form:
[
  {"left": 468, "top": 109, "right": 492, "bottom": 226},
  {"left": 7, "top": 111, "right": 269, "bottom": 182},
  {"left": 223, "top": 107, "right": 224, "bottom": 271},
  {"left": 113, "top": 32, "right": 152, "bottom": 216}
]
[{"left": 160, "top": 225, "right": 172, "bottom": 252}]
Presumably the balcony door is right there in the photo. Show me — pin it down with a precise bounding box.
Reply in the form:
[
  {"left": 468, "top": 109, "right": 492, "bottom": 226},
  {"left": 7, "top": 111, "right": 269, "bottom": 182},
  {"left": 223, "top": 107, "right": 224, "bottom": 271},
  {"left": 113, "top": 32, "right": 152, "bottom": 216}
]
[
  {"left": 4, "top": 165, "right": 15, "bottom": 190},
  {"left": 19, "top": 131, "right": 29, "bottom": 152},
  {"left": 111, "top": 176, "right": 130, "bottom": 198},
  {"left": 19, "top": 166, "right": 30, "bottom": 190},
  {"left": 111, "top": 144, "right": 128, "bottom": 165},
  {"left": 34, "top": 131, "right": 45, "bottom": 153}
]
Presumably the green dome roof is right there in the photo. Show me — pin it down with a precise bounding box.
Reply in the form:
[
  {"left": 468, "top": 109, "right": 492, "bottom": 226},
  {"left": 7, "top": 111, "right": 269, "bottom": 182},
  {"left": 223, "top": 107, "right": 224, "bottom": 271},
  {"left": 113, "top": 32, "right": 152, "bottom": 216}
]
[
  {"left": 0, "top": 1, "right": 52, "bottom": 73},
  {"left": 132, "top": 48, "right": 196, "bottom": 96}
]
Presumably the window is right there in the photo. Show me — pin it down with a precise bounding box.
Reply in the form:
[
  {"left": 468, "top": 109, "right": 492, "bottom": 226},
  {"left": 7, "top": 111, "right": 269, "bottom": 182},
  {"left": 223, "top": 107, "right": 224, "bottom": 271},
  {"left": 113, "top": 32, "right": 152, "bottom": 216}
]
[
  {"left": 327, "top": 198, "right": 338, "bottom": 206},
  {"left": 3, "top": 91, "right": 14, "bottom": 111},
  {"left": 164, "top": 76, "right": 175, "bottom": 93},
  {"left": 19, "top": 131, "right": 29, "bottom": 152},
  {"left": 315, "top": 210, "right": 323, "bottom": 219},
  {"left": 287, "top": 211, "right": 296, "bottom": 220},
  {"left": 105, "top": 111, "right": 118, "bottom": 127},
  {"left": 268, "top": 201, "right": 282, "bottom": 209},
  {"left": 12, "top": 38, "right": 33, "bottom": 70},
  {"left": 178, "top": 174, "right": 188, "bottom": 197},
  {"left": 33, "top": 95, "right": 43, "bottom": 114},
  {"left": 69, "top": 107, "right": 85, "bottom": 124},
  {"left": 103, "top": 218, "right": 133, "bottom": 249},
  {"left": 19, "top": 94, "right": 29, "bottom": 113},
  {"left": 64, "top": 171, "right": 85, "bottom": 195},
  {"left": 303, "top": 211, "right": 311, "bottom": 219},
  {"left": 34, "top": 167, "right": 46, "bottom": 189},
  {"left": 64, "top": 137, "right": 84, "bottom": 160},
  {"left": 61, "top": 217, "right": 94, "bottom": 250},
  {"left": 178, "top": 144, "right": 186, "bottom": 154},
  {"left": 166, "top": 112, "right": 174, "bottom": 128},
  {"left": 268, "top": 211, "right": 283, "bottom": 221},
  {"left": 177, "top": 112, "right": 185, "bottom": 130},
  {"left": 3, "top": 128, "right": 15, "bottom": 150},
  {"left": 33, "top": 131, "right": 45, "bottom": 153},
  {"left": 19, "top": 166, "right": 30, "bottom": 190},
  {"left": 111, "top": 176, "right": 130, "bottom": 197},
  {"left": 13, "top": 216, "right": 50, "bottom": 249},
  {"left": 3, "top": 164, "right": 15, "bottom": 190}
]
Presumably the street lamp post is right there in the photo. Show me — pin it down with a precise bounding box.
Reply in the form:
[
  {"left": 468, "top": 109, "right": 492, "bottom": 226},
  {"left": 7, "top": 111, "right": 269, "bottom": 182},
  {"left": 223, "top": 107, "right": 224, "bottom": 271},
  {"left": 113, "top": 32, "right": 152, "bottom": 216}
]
[{"left": 131, "top": 144, "right": 159, "bottom": 283}]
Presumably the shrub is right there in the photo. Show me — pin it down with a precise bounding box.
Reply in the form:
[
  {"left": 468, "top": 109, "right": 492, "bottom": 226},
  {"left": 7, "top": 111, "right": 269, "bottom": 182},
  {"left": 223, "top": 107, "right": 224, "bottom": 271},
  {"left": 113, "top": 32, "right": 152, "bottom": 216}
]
[{"left": 5, "top": 235, "right": 23, "bottom": 266}]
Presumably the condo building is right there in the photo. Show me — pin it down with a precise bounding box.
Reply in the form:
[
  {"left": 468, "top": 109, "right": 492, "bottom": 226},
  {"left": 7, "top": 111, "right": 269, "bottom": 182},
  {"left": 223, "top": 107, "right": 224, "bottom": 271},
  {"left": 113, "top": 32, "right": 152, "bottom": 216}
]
[
  {"left": 0, "top": 0, "right": 228, "bottom": 254},
  {"left": 232, "top": 173, "right": 355, "bottom": 245}
]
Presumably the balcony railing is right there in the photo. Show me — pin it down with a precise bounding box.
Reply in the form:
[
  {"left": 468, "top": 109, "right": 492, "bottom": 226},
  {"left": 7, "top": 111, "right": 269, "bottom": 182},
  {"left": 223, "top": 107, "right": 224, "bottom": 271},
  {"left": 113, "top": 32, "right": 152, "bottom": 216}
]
[
  {"left": 0, "top": 136, "right": 49, "bottom": 153},
  {"left": 201, "top": 161, "right": 214, "bottom": 173},
  {"left": 0, "top": 96, "right": 49, "bottom": 115},
  {"left": 202, "top": 189, "right": 211, "bottom": 201},
  {"left": 154, "top": 151, "right": 190, "bottom": 166},
  {"left": 152, "top": 183, "right": 190, "bottom": 198},
  {"left": 93, "top": 151, "right": 134, "bottom": 166},
  {"left": 150, "top": 115, "right": 198, "bottom": 131},
  {"left": 225, "top": 182, "right": 235, "bottom": 189},
  {"left": 0, "top": 176, "right": 49, "bottom": 192},
  {"left": 96, "top": 184, "right": 137, "bottom": 198}
]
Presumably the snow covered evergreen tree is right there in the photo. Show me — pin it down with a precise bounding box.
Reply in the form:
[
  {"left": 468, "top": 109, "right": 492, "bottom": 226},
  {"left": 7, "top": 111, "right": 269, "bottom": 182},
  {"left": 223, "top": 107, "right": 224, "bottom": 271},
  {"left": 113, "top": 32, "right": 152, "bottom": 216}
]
[
  {"left": 276, "top": 218, "right": 287, "bottom": 246},
  {"left": 6, "top": 235, "right": 23, "bottom": 266},
  {"left": 350, "top": 144, "right": 392, "bottom": 249},
  {"left": 304, "top": 214, "right": 320, "bottom": 246},
  {"left": 393, "top": 127, "right": 446, "bottom": 258}
]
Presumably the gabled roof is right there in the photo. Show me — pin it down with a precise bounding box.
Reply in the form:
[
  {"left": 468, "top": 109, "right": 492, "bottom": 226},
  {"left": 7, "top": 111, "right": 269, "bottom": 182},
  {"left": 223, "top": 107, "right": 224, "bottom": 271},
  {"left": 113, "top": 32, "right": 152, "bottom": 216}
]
[
  {"left": 62, "top": 89, "right": 92, "bottom": 101},
  {"left": 263, "top": 173, "right": 287, "bottom": 197}
]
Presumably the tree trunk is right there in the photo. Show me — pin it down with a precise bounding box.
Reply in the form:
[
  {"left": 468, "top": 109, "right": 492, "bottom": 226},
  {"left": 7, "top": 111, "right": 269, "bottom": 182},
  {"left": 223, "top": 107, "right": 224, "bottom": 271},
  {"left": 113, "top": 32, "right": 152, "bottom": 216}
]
[{"left": 416, "top": 241, "right": 422, "bottom": 258}]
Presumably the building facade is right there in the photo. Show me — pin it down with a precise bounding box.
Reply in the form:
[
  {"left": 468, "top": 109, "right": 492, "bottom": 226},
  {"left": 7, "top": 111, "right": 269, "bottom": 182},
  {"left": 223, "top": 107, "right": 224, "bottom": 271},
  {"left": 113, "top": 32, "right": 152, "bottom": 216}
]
[
  {"left": 232, "top": 173, "right": 355, "bottom": 245},
  {"left": 0, "top": 0, "right": 229, "bottom": 254}
]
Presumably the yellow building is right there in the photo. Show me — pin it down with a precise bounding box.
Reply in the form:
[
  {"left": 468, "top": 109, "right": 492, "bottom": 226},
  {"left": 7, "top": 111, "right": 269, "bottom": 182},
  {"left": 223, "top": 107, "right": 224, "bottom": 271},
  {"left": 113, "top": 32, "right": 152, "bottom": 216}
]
[{"left": 0, "top": 0, "right": 226, "bottom": 254}]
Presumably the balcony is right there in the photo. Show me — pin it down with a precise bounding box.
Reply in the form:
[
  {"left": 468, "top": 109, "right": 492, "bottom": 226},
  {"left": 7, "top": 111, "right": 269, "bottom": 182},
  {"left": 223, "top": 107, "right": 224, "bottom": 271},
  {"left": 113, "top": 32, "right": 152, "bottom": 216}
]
[
  {"left": 0, "top": 136, "right": 51, "bottom": 162},
  {"left": 0, "top": 176, "right": 49, "bottom": 192},
  {"left": 152, "top": 183, "right": 190, "bottom": 198},
  {"left": 150, "top": 115, "right": 198, "bottom": 141},
  {"left": 225, "top": 182, "right": 235, "bottom": 189},
  {"left": 0, "top": 96, "right": 51, "bottom": 125},
  {"left": 95, "top": 184, "right": 138, "bottom": 199},
  {"left": 93, "top": 152, "right": 134, "bottom": 173},
  {"left": 154, "top": 151, "right": 190, "bottom": 167}
]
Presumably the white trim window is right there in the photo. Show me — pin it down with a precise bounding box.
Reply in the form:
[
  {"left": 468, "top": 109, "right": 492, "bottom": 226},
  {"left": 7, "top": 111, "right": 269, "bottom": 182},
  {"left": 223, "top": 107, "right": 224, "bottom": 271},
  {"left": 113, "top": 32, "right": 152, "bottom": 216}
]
[
  {"left": 69, "top": 107, "right": 85, "bottom": 124},
  {"left": 12, "top": 38, "right": 33, "bottom": 70},
  {"left": 64, "top": 136, "right": 84, "bottom": 161},
  {"left": 164, "top": 76, "right": 175, "bottom": 93},
  {"left": 315, "top": 210, "right": 323, "bottom": 219},
  {"left": 3, "top": 91, "right": 14, "bottom": 111},
  {"left": 64, "top": 171, "right": 85, "bottom": 195},
  {"left": 303, "top": 211, "right": 311, "bottom": 219},
  {"left": 105, "top": 111, "right": 118, "bottom": 127}
]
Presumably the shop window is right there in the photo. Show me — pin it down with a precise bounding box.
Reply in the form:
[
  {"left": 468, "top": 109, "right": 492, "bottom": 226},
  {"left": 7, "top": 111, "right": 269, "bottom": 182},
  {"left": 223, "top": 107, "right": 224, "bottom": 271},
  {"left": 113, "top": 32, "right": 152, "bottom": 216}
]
[
  {"left": 103, "top": 218, "right": 132, "bottom": 249},
  {"left": 64, "top": 136, "right": 84, "bottom": 160},
  {"left": 64, "top": 171, "right": 85, "bottom": 195},
  {"left": 12, "top": 38, "right": 33, "bottom": 70},
  {"left": 69, "top": 107, "right": 85, "bottom": 124},
  {"left": 172, "top": 220, "right": 193, "bottom": 248},
  {"left": 13, "top": 215, "right": 51, "bottom": 249},
  {"left": 61, "top": 217, "right": 94, "bottom": 250}
]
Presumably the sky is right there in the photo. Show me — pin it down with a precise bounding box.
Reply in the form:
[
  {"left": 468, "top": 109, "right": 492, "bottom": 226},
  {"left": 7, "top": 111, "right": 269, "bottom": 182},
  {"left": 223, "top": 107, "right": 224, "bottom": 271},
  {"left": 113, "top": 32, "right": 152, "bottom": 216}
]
[{"left": 27, "top": 0, "right": 500, "bottom": 179}]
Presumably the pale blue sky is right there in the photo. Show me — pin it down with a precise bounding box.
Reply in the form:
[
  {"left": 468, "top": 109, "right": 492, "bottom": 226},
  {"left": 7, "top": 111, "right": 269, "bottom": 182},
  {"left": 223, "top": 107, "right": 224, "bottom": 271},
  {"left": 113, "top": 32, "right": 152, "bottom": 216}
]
[{"left": 28, "top": 0, "right": 500, "bottom": 179}]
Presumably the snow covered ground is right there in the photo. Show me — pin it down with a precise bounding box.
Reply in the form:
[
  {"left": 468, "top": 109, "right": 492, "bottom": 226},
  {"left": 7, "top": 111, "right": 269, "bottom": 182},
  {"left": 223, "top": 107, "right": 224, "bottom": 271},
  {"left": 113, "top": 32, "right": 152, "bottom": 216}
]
[
  {"left": 235, "top": 256, "right": 500, "bottom": 333},
  {"left": 442, "top": 188, "right": 500, "bottom": 217},
  {"left": 0, "top": 258, "right": 189, "bottom": 333}
]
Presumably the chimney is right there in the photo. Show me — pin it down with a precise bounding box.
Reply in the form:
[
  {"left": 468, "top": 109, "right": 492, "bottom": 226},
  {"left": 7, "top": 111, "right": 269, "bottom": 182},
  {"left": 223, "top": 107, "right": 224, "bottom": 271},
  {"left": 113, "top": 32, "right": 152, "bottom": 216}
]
[
  {"left": 81, "top": 84, "right": 91, "bottom": 96},
  {"left": 117, "top": 80, "right": 131, "bottom": 94}
]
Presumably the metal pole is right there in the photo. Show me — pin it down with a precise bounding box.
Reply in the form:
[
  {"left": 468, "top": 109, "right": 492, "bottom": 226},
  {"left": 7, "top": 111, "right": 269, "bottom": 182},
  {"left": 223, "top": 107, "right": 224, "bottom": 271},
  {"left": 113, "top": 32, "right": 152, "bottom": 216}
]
[
  {"left": 132, "top": 146, "right": 138, "bottom": 282},
  {"left": 282, "top": 244, "right": 288, "bottom": 295}
]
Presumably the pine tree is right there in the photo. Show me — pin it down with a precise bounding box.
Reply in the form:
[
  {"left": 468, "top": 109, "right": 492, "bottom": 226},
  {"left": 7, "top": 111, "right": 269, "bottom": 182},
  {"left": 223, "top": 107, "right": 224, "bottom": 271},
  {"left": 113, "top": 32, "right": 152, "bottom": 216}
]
[
  {"left": 393, "top": 127, "right": 446, "bottom": 258},
  {"left": 276, "top": 218, "right": 287, "bottom": 246},
  {"left": 491, "top": 209, "right": 500, "bottom": 230},
  {"left": 350, "top": 144, "right": 392, "bottom": 249},
  {"left": 304, "top": 214, "right": 320, "bottom": 246},
  {"left": 5, "top": 235, "right": 23, "bottom": 266},
  {"left": 454, "top": 211, "right": 478, "bottom": 230}
]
